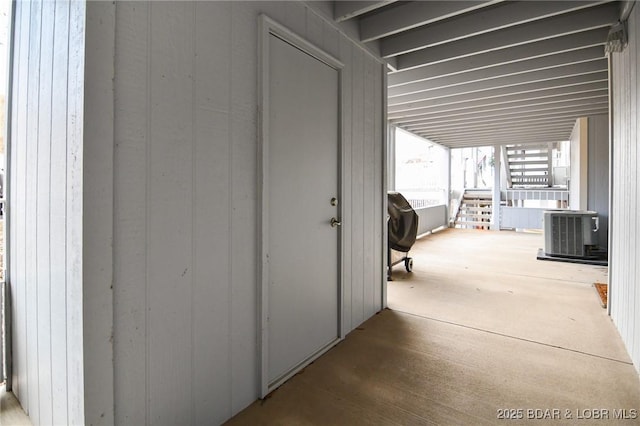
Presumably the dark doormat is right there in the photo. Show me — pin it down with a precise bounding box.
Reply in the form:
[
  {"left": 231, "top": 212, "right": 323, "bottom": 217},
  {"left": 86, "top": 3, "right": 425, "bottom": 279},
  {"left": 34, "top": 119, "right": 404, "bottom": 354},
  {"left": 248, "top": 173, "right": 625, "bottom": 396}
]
[
  {"left": 594, "top": 283, "right": 608, "bottom": 308},
  {"left": 536, "top": 248, "right": 608, "bottom": 266}
]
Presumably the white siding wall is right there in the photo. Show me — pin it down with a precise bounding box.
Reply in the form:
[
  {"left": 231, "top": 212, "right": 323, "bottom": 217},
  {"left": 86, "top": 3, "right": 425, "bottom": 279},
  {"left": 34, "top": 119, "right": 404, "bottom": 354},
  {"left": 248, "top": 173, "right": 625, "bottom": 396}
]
[
  {"left": 112, "top": 2, "right": 385, "bottom": 424},
  {"left": 611, "top": 3, "right": 640, "bottom": 375},
  {"left": 569, "top": 117, "right": 589, "bottom": 211},
  {"left": 587, "top": 114, "right": 609, "bottom": 249},
  {"left": 8, "top": 1, "right": 86, "bottom": 424}
]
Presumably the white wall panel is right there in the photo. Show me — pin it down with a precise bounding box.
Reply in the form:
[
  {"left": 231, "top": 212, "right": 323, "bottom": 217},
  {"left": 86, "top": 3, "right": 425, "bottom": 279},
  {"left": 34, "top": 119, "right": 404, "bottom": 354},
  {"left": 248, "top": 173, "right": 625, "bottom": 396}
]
[
  {"left": 111, "top": 1, "right": 386, "bottom": 423},
  {"left": 610, "top": 3, "right": 640, "bottom": 375},
  {"left": 228, "top": 3, "right": 260, "bottom": 412},
  {"left": 24, "top": 1, "right": 42, "bottom": 421},
  {"left": 569, "top": 117, "right": 588, "bottom": 211},
  {"left": 416, "top": 205, "right": 448, "bottom": 234},
  {"left": 350, "top": 46, "right": 365, "bottom": 326},
  {"left": 10, "top": 0, "right": 29, "bottom": 408},
  {"left": 35, "top": 1, "right": 54, "bottom": 422},
  {"left": 112, "top": 3, "right": 151, "bottom": 424},
  {"left": 50, "top": 1, "right": 71, "bottom": 423},
  {"left": 500, "top": 206, "right": 545, "bottom": 230},
  {"left": 587, "top": 114, "right": 609, "bottom": 249},
  {"left": 8, "top": 1, "right": 87, "bottom": 424},
  {"left": 65, "top": 1, "right": 87, "bottom": 421}
]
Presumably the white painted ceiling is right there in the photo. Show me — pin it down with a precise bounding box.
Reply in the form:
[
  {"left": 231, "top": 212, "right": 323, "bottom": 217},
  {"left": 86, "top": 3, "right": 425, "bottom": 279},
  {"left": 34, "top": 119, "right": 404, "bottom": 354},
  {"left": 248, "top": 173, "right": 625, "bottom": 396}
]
[{"left": 335, "top": 1, "right": 622, "bottom": 148}]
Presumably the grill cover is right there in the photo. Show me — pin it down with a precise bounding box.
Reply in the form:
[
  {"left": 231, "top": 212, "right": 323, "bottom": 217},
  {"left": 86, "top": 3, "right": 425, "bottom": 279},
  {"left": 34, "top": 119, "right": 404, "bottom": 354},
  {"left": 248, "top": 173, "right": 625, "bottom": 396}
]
[{"left": 388, "top": 192, "right": 418, "bottom": 252}]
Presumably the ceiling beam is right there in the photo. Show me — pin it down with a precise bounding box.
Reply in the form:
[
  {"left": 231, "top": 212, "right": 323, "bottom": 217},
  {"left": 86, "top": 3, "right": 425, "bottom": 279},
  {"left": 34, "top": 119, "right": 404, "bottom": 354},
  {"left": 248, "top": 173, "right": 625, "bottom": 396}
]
[
  {"left": 405, "top": 110, "right": 609, "bottom": 135},
  {"left": 427, "top": 134, "right": 573, "bottom": 148},
  {"left": 382, "top": 1, "right": 606, "bottom": 57},
  {"left": 388, "top": 47, "right": 604, "bottom": 97},
  {"left": 404, "top": 106, "right": 608, "bottom": 132},
  {"left": 389, "top": 90, "right": 608, "bottom": 119},
  {"left": 411, "top": 118, "right": 584, "bottom": 138},
  {"left": 388, "top": 60, "right": 608, "bottom": 104},
  {"left": 389, "top": 80, "right": 608, "bottom": 113},
  {"left": 424, "top": 124, "right": 576, "bottom": 139},
  {"left": 388, "top": 28, "right": 609, "bottom": 87},
  {"left": 428, "top": 129, "right": 572, "bottom": 144},
  {"left": 392, "top": 2, "right": 619, "bottom": 69},
  {"left": 333, "top": 1, "right": 396, "bottom": 23},
  {"left": 392, "top": 100, "right": 608, "bottom": 129},
  {"left": 429, "top": 128, "right": 573, "bottom": 144},
  {"left": 432, "top": 139, "right": 570, "bottom": 149},
  {"left": 392, "top": 96, "right": 609, "bottom": 123},
  {"left": 430, "top": 124, "right": 576, "bottom": 139},
  {"left": 359, "top": 1, "right": 500, "bottom": 42}
]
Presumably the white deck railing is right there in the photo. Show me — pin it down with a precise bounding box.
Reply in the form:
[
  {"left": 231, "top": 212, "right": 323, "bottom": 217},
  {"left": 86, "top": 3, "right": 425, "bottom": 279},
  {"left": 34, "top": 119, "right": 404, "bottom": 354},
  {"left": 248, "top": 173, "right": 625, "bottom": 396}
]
[
  {"left": 500, "top": 188, "right": 570, "bottom": 229},
  {"left": 503, "top": 188, "right": 569, "bottom": 207},
  {"left": 414, "top": 204, "right": 448, "bottom": 236}
]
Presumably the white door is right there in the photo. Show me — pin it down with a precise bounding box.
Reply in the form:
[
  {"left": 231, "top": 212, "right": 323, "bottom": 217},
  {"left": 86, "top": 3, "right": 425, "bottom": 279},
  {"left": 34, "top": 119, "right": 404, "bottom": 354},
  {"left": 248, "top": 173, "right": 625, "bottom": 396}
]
[{"left": 264, "top": 31, "right": 341, "bottom": 390}]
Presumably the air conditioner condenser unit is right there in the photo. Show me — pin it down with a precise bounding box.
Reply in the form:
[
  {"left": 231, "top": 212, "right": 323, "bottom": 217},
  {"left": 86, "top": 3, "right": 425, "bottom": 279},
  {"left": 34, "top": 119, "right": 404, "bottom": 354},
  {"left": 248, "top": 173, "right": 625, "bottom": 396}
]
[{"left": 543, "top": 210, "right": 599, "bottom": 258}]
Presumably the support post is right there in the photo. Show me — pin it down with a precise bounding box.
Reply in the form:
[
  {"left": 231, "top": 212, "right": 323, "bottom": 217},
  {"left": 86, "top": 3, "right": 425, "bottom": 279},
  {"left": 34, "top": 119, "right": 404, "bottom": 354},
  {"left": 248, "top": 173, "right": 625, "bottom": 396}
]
[
  {"left": 446, "top": 148, "right": 452, "bottom": 225},
  {"left": 501, "top": 145, "right": 512, "bottom": 188},
  {"left": 387, "top": 125, "right": 396, "bottom": 191},
  {"left": 472, "top": 147, "right": 478, "bottom": 188},
  {"left": 491, "top": 145, "right": 501, "bottom": 231},
  {"left": 547, "top": 142, "right": 554, "bottom": 187}
]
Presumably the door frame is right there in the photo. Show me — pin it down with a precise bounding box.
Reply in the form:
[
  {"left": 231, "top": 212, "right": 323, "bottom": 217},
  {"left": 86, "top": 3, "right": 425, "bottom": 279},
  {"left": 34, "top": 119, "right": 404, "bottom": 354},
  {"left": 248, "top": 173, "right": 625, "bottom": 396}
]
[{"left": 257, "top": 14, "right": 345, "bottom": 398}]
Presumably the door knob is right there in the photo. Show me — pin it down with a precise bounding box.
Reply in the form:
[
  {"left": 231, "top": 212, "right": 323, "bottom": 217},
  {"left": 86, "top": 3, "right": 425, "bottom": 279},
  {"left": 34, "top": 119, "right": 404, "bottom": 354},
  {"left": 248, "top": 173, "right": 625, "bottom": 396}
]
[{"left": 330, "top": 217, "right": 342, "bottom": 227}]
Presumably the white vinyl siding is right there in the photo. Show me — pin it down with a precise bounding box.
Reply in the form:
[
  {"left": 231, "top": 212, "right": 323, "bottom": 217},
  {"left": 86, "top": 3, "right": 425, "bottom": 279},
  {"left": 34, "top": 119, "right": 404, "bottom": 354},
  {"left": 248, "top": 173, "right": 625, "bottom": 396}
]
[
  {"left": 610, "top": 3, "right": 640, "bottom": 375},
  {"left": 8, "top": 2, "right": 385, "bottom": 424},
  {"left": 112, "top": 2, "right": 385, "bottom": 424},
  {"left": 8, "top": 1, "right": 86, "bottom": 424}
]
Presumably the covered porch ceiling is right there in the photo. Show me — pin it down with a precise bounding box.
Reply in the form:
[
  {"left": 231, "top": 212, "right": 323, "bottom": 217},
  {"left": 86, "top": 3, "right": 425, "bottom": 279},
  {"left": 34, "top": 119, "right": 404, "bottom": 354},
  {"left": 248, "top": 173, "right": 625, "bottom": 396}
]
[{"left": 335, "top": 0, "right": 624, "bottom": 149}]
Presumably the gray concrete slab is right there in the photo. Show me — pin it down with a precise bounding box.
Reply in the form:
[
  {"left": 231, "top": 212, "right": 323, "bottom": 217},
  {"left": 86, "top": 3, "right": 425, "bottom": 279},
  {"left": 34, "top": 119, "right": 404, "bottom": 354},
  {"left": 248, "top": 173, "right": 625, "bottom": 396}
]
[
  {"left": 229, "top": 229, "right": 640, "bottom": 425},
  {"left": 0, "top": 385, "right": 32, "bottom": 426}
]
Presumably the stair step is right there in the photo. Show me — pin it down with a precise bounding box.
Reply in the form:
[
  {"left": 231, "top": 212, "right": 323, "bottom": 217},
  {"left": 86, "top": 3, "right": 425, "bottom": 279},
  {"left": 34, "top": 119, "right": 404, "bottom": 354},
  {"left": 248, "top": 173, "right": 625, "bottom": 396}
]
[
  {"left": 459, "top": 213, "right": 492, "bottom": 218},
  {"left": 455, "top": 190, "right": 495, "bottom": 228},
  {"left": 461, "top": 201, "right": 493, "bottom": 206},
  {"left": 463, "top": 193, "right": 493, "bottom": 199},
  {"left": 507, "top": 143, "right": 550, "bottom": 151},
  {"left": 507, "top": 149, "right": 549, "bottom": 154},
  {"left": 460, "top": 206, "right": 493, "bottom": 213},
  {"left": 458, "top": 216, "right": 491, "bottom": 222},
  {"left": 460, "top": 210, "right": 491, "bottom": 217},
  {"left": 509, "top": 160, "right": 549, "bottom": 166},
  {"left": 511, "top": 168, "right": 550, "bottom": 174},
  {"left": 507, "top": 152, "right": 549, "bottom": 159},
  {"left": 455, "top": 220, "right": 492, "bottom": 227},
  {"left": 512, "top": 181, "right": 549, "bottom": 184},
  {"left": 462, "top": 200, "right": 493, "bottom": 204}
]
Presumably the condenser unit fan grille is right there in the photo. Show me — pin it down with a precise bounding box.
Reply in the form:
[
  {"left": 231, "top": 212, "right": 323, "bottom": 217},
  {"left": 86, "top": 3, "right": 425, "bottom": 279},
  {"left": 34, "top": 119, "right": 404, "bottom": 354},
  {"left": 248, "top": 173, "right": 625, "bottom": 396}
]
[{"left": 551, "top": 215, "right": 584, "bottom": 257}]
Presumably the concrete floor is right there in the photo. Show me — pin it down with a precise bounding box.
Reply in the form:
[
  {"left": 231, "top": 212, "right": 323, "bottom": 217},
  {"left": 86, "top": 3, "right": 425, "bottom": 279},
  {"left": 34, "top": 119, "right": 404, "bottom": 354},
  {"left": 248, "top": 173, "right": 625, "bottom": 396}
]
[
  {"left": 2, "top": 229, "right": 638, "bottom": 425},
  {"left": 229, "top": 229, "right": 640, "bottom": 425},
  {"left": 0, "top": 384, "right": 32, "bottom": 425}
]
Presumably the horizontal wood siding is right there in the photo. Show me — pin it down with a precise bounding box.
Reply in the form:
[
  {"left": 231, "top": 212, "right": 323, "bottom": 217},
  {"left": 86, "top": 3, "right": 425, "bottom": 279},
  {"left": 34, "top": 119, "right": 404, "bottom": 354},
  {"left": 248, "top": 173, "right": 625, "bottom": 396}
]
[
  {"left": 8, "top": 1, "right": 86, "bottom": 424},
  {"left": 610, "top": 3, "right": 640, "bottom": 374},
  {"left": 112, "top": 2, "right": 385, "bottom": 424}
]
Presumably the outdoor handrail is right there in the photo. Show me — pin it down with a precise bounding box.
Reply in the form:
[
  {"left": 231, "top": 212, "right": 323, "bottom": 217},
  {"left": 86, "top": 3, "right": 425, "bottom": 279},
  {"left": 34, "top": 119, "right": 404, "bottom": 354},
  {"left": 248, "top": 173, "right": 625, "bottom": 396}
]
[{"left": 502, "top": 188, "right": 569, "bottom": 204}]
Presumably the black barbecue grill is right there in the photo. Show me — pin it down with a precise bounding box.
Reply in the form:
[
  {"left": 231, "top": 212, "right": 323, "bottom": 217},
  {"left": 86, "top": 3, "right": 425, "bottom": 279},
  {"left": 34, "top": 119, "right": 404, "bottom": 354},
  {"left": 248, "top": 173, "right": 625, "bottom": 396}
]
[{"left": 387, "top": 191, "right": 419, "bottom": 279}]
